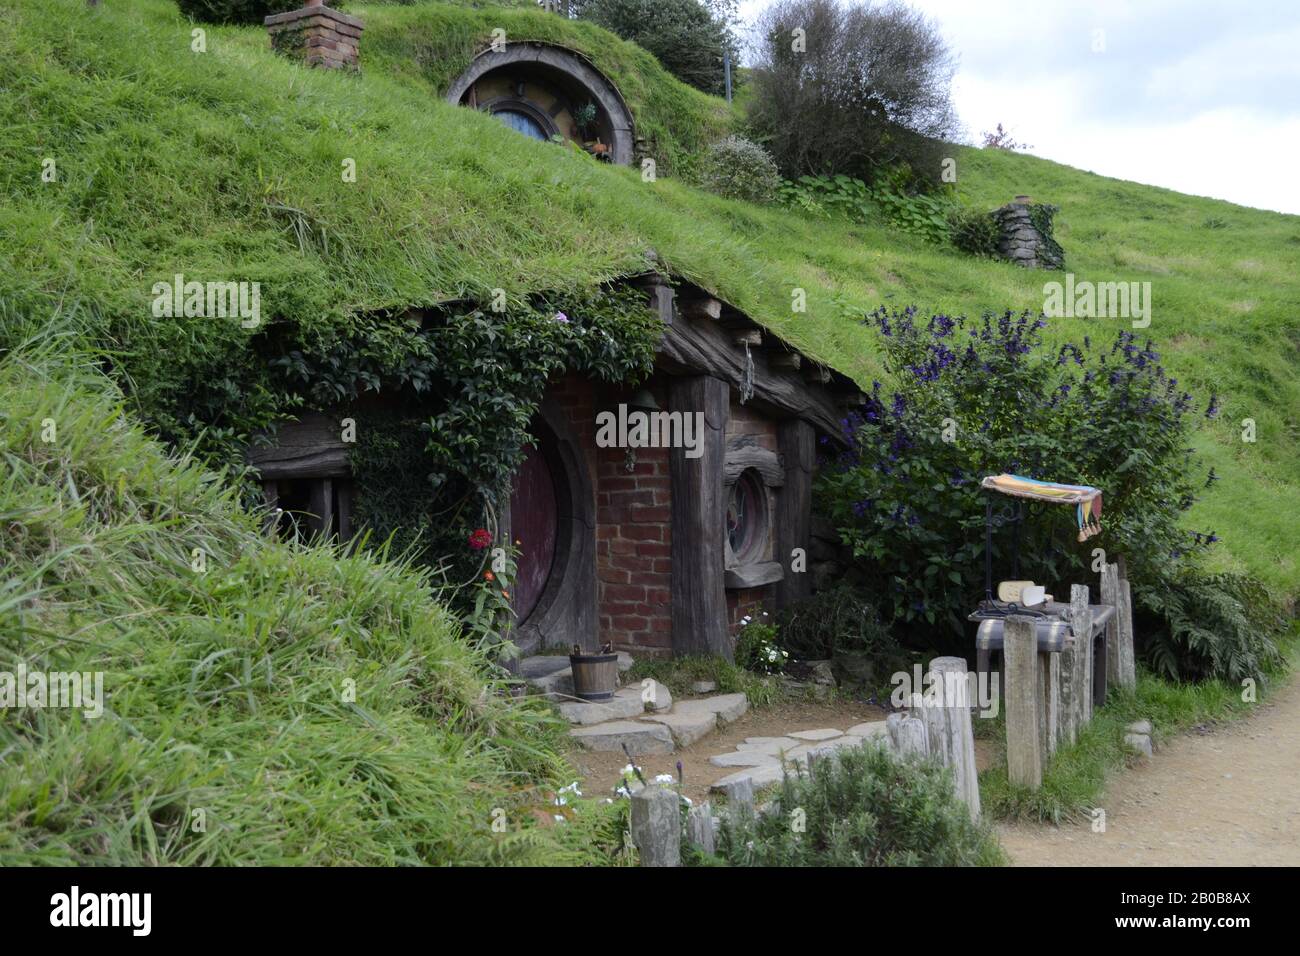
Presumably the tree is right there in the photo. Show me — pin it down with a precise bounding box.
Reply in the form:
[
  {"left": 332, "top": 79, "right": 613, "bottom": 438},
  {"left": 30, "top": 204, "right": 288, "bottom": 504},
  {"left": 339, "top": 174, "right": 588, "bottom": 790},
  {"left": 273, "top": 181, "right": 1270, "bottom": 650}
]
[
  {"left": 981, "top": 123, "right": 1033, "bottom": 151},
  {"left": 747, "top": 0, "right": 959, "bottom": 186},
  {"left": 573, "top": 0, "right": 736, "bottom": 96}
]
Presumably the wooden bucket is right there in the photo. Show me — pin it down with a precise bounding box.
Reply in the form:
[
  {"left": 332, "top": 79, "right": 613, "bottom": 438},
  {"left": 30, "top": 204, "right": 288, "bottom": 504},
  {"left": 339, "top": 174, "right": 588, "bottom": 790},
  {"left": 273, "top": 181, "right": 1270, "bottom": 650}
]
[{"left": 570, "top": 652, "right": 618, "bottom": 701}]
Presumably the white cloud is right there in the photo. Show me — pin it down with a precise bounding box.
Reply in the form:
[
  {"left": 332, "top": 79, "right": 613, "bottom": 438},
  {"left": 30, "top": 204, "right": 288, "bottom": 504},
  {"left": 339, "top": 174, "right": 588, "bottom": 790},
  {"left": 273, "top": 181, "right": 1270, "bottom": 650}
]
[{"left": 734, "top": 0, "right": 1300, "bottom": 214}]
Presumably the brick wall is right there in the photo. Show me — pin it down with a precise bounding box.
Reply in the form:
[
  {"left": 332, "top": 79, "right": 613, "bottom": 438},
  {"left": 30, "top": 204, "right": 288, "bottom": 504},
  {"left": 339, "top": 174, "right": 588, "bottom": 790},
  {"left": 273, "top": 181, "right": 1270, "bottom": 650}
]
[{"left": 543, "top": 378, "right": 786, "bottom": 658}]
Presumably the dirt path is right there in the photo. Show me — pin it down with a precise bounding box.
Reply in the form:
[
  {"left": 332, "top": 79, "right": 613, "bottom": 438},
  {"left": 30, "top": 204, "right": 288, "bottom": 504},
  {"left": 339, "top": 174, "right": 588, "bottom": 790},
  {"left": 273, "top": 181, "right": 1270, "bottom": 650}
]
[{"left": 998, "top": 674, "right": 1300, "bottom": 866}]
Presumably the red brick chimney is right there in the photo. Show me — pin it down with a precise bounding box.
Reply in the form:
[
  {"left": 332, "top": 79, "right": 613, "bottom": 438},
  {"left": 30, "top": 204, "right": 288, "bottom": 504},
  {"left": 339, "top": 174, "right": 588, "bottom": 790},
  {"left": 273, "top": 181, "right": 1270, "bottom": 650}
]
[{"left": 265, "top": 2, "right": 364, "bottom": 72}]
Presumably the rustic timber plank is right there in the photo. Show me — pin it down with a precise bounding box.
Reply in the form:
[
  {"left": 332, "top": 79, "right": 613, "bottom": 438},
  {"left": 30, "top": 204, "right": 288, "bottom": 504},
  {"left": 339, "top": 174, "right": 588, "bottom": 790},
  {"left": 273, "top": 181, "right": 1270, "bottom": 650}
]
[{"left": 669, "top": 375, "right": 731, "bottom": 658}]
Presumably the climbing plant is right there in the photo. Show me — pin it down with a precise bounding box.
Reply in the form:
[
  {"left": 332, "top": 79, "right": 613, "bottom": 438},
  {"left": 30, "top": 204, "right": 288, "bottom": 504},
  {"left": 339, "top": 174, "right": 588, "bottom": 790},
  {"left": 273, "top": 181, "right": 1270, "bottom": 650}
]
[{"left": 151, "top": 286, "right": 660, "bottom": 609}]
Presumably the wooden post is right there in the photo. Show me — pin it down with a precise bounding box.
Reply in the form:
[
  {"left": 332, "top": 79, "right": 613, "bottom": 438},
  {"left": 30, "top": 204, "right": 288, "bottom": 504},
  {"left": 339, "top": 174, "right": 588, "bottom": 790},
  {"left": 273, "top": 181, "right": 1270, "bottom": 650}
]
[
  {"left": 1004, "top": 615, "right": 1042, "bottom": 790},
  {"left": 686, "top": 802, "right": 715, "bottom": 856},
  {"left": 1070, "top": 584, "right": 1094, "bottom": 729},
  {"left": 1116, "top": 573, "right": 1137, "bottom": 690},
  {"left": 669, "top": 375, "right": 730, "bottom": 658},
  {"left": 886, "top": 712, "right": 929, "bottom": 757},
  {"left": 630, "top": 785, "right": 681, "bottom": 867},
  {"left": 1041, "top": 649, "right": 1060, "bottom": 758},
  {"left": 1101, "top": 561, "right": 1121, "bottom": 689},
  {"left": 775, "top": 419, "right": 814, "bottom": 610},
  {"left": 917, "top": 656, "right": 981, "bottom": 820}
]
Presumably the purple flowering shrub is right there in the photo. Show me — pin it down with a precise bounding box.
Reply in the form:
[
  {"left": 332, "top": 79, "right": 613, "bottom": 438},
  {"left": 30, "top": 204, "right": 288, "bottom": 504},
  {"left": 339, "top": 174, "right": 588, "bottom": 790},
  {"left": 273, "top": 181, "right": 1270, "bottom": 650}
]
[{"left": 818, "top": 306, "right": 1222, "bottom": 651}]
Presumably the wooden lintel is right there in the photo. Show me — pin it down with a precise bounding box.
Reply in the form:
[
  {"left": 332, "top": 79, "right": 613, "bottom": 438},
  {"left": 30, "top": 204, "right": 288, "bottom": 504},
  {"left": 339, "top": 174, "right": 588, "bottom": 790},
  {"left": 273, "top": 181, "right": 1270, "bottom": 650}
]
[{"left": 731, "top": 328, "right": 762, "bottom": 346}]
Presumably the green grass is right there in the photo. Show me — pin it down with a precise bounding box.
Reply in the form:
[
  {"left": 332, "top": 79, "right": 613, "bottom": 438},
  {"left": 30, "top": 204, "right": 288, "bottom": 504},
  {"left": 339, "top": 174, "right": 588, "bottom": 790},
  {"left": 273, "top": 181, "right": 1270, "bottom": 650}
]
[
  {"left": 624, "top": 654, "right": 780, "bottom": 708},
  {"left": 0, "top": 330, "right": 613, "bottom": 864},
  {"left": 1, "top": 0, "right": 1297, "bottom": 599},
  {"left": 980, "top": 630, "right": 1299, "bottom": 824}
]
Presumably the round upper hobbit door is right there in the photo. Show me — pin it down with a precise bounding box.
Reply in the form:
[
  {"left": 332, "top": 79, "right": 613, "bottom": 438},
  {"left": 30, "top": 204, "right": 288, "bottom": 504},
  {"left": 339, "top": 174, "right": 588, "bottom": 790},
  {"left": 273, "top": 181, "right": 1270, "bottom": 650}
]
[{"left": 445, "top": 43, "right": 637, "bottom": 165}]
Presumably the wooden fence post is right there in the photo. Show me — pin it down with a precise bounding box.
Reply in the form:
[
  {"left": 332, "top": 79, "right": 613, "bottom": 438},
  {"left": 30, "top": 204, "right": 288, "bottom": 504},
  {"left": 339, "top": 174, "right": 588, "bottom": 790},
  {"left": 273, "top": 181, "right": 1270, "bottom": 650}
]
[
  {"left": 1117, "top": 574, "right": 1137, "bottom": 690},
  {"left": 886, "top": 712, "right": 929, "bottom": 757},
  {"left": 917, "top": 656, "right": 981, "bottom": 820},
  {"left": 1101, "top": 561, "right": 1120, "bottom": 690},
  {"left": 1070, "top": 584, "right": 1094, "bottom": 728},
  {"left": 685, "top": 802, "right": 715, "bottom": 856},
  {"left": 1004, "top": 615, "right": 1042, "bottom": 790},
  {"left": 630, "top": 785, "right": 680, "bottom": 867}
]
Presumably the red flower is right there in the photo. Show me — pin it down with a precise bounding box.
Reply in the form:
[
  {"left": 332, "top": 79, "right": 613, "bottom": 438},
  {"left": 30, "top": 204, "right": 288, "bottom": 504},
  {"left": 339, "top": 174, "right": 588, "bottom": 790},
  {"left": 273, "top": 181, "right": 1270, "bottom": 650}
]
[{"left": 468, "top": 528, "right": 492, "bottom": 550}]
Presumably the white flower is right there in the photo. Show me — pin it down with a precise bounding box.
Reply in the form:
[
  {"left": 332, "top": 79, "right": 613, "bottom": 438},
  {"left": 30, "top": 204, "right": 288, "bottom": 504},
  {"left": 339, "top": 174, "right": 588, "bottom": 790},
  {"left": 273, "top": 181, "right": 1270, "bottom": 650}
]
[
  {"left": 554, "top": 814, "right": 565, "bottom": 823},
  {"left": 680, "top": 795, "right": 693, "bottom": 806},
  {"left": 654, "top": 773, "right": 675, "bottom": 784}
]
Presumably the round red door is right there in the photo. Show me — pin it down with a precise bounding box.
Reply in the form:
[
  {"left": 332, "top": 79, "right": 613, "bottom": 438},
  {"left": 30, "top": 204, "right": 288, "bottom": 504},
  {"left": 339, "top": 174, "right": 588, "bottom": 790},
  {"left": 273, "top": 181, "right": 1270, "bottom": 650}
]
[{"left": 509, "top": 441, "right": 559, "bottom": 623}]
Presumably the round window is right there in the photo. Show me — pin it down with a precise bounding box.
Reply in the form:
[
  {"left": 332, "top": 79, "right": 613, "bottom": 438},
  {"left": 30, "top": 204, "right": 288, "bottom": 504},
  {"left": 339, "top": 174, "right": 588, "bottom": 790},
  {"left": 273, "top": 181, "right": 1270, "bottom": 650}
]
[
  {"left": 494, "top": 108, "right": 549, "bottom": 140},
  {"left": 725, "top": 470, "right": 767, "bottom": 564}
]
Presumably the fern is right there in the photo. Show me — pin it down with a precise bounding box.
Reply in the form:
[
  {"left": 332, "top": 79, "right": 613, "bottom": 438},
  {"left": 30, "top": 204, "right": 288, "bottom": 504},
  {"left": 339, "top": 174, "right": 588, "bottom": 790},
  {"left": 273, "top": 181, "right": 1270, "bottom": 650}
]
[{"left": 1136, "top": 570, "right": 1286, "bottom": 682}]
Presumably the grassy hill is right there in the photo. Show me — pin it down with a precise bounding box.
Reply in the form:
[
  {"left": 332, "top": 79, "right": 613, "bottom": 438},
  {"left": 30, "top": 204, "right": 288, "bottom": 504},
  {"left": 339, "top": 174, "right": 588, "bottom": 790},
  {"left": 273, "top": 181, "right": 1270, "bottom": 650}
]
[
  {"left": 0, "top": 332, "right": 636, "bottom": 864},
  {"left": 1, "top": 0, "right": 1296, "bottom": 596}
]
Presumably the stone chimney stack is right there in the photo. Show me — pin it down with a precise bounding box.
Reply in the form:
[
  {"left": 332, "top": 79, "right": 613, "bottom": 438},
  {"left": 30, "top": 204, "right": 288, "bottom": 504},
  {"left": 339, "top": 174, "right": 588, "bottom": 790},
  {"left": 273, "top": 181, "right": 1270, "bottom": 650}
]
[
  {"left": 265, "top": 2, "right": 364, "bottom": 72},
  {"left": 993, "top": 195, "right": 1064, "bottom": 269}
]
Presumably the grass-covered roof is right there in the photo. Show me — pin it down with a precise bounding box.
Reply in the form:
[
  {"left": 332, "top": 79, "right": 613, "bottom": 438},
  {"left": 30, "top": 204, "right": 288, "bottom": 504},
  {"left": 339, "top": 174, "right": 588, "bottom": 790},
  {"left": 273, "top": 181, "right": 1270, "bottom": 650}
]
[{"left": 1, "top": 0, "right": 1296, "bottom": 592}]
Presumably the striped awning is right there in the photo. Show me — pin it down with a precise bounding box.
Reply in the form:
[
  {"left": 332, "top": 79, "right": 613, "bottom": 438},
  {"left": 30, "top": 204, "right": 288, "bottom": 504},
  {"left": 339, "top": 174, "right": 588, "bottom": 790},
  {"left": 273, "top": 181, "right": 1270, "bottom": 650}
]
[{"left": 981, "top": 473, "right": 1103, "bottom": 542}]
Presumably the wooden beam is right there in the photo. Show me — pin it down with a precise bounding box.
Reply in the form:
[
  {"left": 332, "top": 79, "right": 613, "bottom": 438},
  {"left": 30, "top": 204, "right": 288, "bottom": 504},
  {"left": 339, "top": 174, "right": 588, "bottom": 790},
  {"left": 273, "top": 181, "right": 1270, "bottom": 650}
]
[
  {"left": 775, "top": 419, "right": 814, "bottom": 609},
  {"left": 656, "top": 317, "right": 847, "bottom": 436},
  {"left": 768, "top": 351, "right": 802, "bottom": 371},
  {"left": 680, "top": 297, "right": 722, "bottom": 321},
  {"left": 669, "top": 375, "right": 730, "bottom": 659},
  {"left": 731, "top": 328, "right": 762, "bottom": 346}
]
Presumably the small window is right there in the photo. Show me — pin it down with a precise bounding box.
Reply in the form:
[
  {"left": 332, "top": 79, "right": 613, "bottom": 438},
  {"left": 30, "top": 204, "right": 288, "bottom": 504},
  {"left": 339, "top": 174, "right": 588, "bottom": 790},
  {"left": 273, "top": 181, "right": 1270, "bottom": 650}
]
[
  {"left": 725, "top": 470, "right": 768, "bottom": 565},
  {"left": 265, "top": 477, "right": 354, "bottom": 544}
]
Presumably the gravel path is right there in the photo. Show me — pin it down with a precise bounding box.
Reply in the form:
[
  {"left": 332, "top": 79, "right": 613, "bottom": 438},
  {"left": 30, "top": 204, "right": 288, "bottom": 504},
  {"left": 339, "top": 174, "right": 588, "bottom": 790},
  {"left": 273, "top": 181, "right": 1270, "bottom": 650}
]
[{"left": 998, "top": 674, "right": 1300, "bottom": 866}]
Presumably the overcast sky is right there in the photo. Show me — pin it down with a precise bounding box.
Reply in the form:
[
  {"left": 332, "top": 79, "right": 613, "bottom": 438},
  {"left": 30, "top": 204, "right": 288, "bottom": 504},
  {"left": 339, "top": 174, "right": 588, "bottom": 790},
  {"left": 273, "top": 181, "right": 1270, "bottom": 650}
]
[{"left": 736, "top": 0, "right": 1300, "bottom": 214}]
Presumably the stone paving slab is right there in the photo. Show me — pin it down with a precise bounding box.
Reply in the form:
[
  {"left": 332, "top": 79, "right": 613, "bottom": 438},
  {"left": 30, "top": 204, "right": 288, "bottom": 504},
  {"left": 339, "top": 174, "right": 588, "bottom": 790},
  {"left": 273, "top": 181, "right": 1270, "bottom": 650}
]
[
  {"left": 671, "top": 693, "right": 748, "bottom": 724},
  {"left": 711, "top": 763, "right": 787, "bottom": 796},
  {"left": 845, "top": 721, "right": 889, "bottom": 738},
  {"left": 736, "top": 736, "right": 802, "bottom": 754},
  {"left": 708, "top": 750, "right": 780, "bottom": 769},
  {"left": 642, "top": 709, "right": 717, "bottom": 748},
  {"left": 787, "top": 727, "right": 844, "bottom": 742},
  {"left": 557, "top": 693, "right": 645, "bottom": 726},
  {"left": 570, "top": 720, "right": 673, "bottom": 754}
]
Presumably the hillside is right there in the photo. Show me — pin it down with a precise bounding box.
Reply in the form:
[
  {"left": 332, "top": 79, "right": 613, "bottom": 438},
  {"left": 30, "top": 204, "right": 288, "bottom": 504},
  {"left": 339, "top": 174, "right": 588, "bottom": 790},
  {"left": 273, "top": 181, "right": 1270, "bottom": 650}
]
[{"left": 1, "top": 0, "right": 1296, "bottom": 593}]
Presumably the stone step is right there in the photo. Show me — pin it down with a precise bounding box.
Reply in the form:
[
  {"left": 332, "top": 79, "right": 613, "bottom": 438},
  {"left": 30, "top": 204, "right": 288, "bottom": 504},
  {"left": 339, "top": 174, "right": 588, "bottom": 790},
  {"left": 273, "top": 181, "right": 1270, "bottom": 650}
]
[
  {"left": 569, "top": 720, "right": 673, "bottom": 755},
  {"left": 639, "top": 692, "right": 748, "bottom": 749},
  {"left": 556, "top": 680, "right": 672, "bottom": 725}
]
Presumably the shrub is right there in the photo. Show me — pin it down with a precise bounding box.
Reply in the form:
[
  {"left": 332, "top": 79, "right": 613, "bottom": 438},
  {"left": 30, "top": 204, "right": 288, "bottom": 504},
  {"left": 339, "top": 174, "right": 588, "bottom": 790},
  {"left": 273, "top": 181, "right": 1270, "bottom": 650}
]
[
  {"left": 778, "top": 172, "right": 954, "bottom": 243},
  {"left": 699, "top": 136, "right": 781, "bottom": 203},
  {"left": 174, "top": 0, "right": 286, "bottom": 25},
  {"left": 748, "top": 0, "right": 959, "bottom": 186},
  {"left": 709, "top": 742, "right": 1004, "bottom": 866},
  {"left": 817, "top": 306, "right": 1218, "bottom": 647},
  {"left": 948, "top": 206, "right": 1000, "bottom": 258},
  {"left": 574, "top": 0, "right": 734, "bottom": 95},
  {"left": 776, "top": 584, "right": 898, "bottom": 661},
  {"left": 1138, "top": 570, "right": 1286, "bottom": 683}
]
